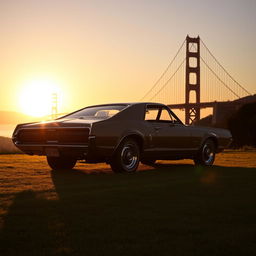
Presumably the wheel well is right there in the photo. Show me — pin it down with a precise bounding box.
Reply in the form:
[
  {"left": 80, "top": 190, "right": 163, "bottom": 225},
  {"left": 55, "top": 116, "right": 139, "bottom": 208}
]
[
  {"left": 118, "top": 134, "right": 144, "bottom": 152},
  {"left": 207, "top": 137, "right": 218, "bottom": 150}
]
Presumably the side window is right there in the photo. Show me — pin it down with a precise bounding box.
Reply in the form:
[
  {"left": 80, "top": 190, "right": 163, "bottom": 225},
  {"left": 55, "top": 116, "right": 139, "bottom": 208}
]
[
  {"left": 145, "top": 107, "right": 159, "bottom": 121},
  {"left": 144, "top": 105, "right": 180, "bottom": 123},
  {"left": 159, "top": 108, "right": 173, "bottom": 122}
]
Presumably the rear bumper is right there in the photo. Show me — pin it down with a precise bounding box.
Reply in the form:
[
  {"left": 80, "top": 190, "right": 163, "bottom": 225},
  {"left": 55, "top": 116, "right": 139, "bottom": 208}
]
[
  {"left": 13, "top": 136, "right": 111, "bottom": 163},
  {"left": 12, "top": 125, "right": 98, "bottom": 160},
  {"left": 14, "top": 130, "right": 96, "bottom": 156},
  {"left": 14, "top": 143, "right": 89, "bottom": 159}
]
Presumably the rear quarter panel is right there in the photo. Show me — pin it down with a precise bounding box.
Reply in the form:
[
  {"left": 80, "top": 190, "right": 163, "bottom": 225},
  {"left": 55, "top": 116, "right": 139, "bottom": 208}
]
[
  {"left": 91, "top": 120, "right": 151, "bottom": 157},
  {"left": 90, "top": 104, "right": 151, "bottom": 157}
]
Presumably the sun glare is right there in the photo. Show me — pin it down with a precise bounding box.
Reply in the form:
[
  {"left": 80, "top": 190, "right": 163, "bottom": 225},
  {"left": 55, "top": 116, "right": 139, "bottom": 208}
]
[{"left": 19, "top": 79, "right": 61, "bottom": 117}]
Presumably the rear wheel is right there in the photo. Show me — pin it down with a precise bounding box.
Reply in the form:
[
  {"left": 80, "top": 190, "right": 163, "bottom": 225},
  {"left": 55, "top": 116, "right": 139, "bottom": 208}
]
[
  {"left": 194, "top": 139, "right": 216, "bottom": 166},
  {"left": 110, "top": 139, "right": 140, "bottom": 173},
  {"left": 47, "top": 156, "right": 77, "bottom": 170}
]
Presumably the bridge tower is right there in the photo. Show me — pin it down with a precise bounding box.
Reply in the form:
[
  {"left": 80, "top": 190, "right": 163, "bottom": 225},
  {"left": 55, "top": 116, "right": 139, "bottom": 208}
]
[
  {"left": 51, "top": 93, "right": 58, "bottom": 119},
  {"left": 185, "top": 35, "right": 200, "bottom": 124}
]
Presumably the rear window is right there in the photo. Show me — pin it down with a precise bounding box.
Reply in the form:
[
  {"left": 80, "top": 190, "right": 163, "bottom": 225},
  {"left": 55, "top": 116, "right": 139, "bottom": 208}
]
[{"left": 65, "top": 105, "right": 128, "bottom": 120}]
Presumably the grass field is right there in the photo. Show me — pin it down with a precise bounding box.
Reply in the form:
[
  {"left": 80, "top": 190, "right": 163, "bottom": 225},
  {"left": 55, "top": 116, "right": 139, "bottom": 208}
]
[{"left": 0, "top": 151, "right": 256, "bottom": 256}]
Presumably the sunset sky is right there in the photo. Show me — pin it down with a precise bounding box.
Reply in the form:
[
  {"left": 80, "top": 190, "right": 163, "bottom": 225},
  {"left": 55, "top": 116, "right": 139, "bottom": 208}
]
[{"left": 0, "top": 0, "right": 255, "bottom": 117}]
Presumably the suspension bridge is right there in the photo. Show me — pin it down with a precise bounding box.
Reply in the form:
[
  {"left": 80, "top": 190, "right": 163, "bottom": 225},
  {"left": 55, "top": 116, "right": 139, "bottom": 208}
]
[{"left": 140, "top": 35, "right": 255, "bottom": 125}]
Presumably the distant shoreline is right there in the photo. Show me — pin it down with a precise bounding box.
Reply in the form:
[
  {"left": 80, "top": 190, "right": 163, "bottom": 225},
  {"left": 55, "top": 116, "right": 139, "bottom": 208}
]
[
  {"left": 0, "top": 124, "right": 16, "bottom": 138},
  {"left": 0, "top": 135, "right": 21, "bottom": 154}
]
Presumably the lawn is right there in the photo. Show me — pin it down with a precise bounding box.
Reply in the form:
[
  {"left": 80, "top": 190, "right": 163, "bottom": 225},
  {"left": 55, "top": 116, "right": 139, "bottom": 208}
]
[{"left": 0, "top": 152, "right": 256, "bottom": 256}]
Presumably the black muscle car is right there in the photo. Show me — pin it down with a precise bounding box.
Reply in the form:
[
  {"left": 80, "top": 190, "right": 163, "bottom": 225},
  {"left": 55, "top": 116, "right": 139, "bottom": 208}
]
[{"left": 12, "top": 103, "right": 232, "bottom": 173}]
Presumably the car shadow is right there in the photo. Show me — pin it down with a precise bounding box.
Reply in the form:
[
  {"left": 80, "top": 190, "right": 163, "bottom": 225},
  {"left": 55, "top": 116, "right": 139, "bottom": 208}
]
[{"left": 1, "top": 163, "right": 256, "bottom": 255}]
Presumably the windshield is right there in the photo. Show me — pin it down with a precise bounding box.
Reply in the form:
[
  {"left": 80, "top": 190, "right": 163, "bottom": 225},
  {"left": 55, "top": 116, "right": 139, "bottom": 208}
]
[{"left": 65, "top": 105, "right": 128, "bottom": 120}]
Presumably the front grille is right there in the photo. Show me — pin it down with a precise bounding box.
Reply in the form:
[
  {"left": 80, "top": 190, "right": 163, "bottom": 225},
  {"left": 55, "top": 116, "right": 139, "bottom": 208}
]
[{"left": 17, "top": 128, "right": 89, "bottom": 145}]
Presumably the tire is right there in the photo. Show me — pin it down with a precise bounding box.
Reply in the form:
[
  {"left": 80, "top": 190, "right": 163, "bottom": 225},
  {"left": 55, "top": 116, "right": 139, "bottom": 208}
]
[
  {"left": 110, "top": 139, "right": 140, "bottom": 173},
  {"left": 47, "top": 156, "right": 77, "bottom": 170},
  {"left": 141, "top": 159, "right": 156, "bottom": 166},
  {"left": 194, "top": 139, "right": 216, "bottom": 166}
]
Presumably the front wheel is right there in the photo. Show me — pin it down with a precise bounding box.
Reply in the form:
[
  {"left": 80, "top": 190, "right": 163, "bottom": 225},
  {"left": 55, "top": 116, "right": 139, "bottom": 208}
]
[
  {"left": 194, "top": 139, "right": 216, "bottom": 166},
  {"left": 47, "top": 156, "right": 77, "bottom": 170},
  {"left": 110, "top": 139, "right": 140, "bottom": 173}
]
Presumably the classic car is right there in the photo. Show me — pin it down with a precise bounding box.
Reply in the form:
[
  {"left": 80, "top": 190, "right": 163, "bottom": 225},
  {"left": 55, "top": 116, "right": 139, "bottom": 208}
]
[{"left": 12, "top": 103, "right": 232, "bottom": 173}]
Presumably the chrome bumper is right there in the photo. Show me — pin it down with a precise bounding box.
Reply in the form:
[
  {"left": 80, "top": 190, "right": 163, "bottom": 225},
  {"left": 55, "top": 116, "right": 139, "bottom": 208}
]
[{"left": 14, "top": 142, "right": 89, "bottom": 158}]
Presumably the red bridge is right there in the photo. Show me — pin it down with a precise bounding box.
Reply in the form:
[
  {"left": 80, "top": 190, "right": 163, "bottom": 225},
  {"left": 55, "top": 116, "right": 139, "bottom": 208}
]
[{"left": 140, "top": 36, "right": 254, "bottom": 125}]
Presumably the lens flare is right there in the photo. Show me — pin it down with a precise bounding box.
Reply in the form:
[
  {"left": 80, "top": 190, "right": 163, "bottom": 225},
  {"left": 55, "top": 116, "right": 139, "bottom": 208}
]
[{"left": 19, "top": 79, "right": 61, "bottom": 117}]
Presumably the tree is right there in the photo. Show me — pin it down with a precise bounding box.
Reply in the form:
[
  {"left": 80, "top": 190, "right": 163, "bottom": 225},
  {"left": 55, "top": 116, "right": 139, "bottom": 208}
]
[{"left": 228, "top": 102, "right": 256, "bottom": 147}]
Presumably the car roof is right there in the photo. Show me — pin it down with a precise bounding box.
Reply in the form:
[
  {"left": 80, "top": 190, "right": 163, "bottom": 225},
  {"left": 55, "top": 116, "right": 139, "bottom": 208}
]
[
  {"left": 84, "top": 102, "right": 167, "bottom": 108},
  {"left": 58, "top": 102, "right": 183, "bottom": 124}
]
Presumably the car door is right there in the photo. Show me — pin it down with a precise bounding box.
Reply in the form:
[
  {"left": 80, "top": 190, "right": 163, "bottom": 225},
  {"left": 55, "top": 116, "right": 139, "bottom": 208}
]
[
  {"left": 145, "top": 105, "right": 192, "bottom": 155},
  {"left": 156, "top": 107, "right": 192, "bottom": 150}
]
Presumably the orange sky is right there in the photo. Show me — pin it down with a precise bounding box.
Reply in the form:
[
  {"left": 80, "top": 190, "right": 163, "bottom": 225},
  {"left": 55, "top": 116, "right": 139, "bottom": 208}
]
[{"left": 0, "top": 0, "right": 255, "bottom": 119}]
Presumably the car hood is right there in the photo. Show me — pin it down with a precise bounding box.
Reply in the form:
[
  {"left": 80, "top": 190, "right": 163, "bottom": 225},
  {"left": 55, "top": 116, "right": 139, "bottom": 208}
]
[{"left": 189, "top": 125, "right": 232, "bottom": 138}]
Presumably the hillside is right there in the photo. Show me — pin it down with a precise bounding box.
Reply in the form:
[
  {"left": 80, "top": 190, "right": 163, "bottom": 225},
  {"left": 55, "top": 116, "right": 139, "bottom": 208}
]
[
  {"left": 0, "top": 111, "right": 46, "bottom": 124},
  {"left": 0, "top": 136, "right": 21, "bottom": 154}
]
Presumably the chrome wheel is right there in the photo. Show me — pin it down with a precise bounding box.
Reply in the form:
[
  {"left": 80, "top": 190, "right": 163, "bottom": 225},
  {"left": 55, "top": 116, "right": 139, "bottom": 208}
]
[
  {"left": 110, "top": 139, "right": 140, "bottom": 173},
  {"left": 194, "top": 139, "right": 216, "bottom": 166},
  {"left": 121, "top": 145, "right": 139, "bottom": 171},
  {"left": 202, "top": 143, "right": 215, "bottom": 165}
]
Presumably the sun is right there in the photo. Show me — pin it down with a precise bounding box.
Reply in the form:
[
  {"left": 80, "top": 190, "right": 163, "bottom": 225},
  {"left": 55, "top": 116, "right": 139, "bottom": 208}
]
[{"left": 19, "top": 79, "right": 61, "bottom": 117}]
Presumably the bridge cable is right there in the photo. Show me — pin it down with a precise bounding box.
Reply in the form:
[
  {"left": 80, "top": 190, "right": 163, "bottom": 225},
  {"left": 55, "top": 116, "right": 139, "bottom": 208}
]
[
  {"left": 149, "top": 42, "right": 196, "bottom": 102},
  {"left": 140, "top": 39, "right": 186, "bottom": 101},
  {"left": 200, "top": 39, "right": 252, "bottom": 96},
  {"left": 149, "top": 58, "right": 186, "bottom": 101},
  {"left": 200, "top": 56, "right": 240, "bottom": 99}
]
